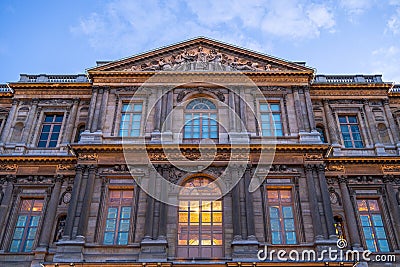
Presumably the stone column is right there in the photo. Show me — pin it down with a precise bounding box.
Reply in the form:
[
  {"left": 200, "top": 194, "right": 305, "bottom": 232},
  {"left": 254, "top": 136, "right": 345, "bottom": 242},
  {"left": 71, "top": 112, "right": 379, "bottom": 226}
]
[
  {"left": 363, "top": 99, "right": 380, "bottom": 145},
  {"left": 234, "top": 92, "right": 241, "bottom": 132},
  {"left": 143, "top": 195, "right": 155, "bottom": 240},
  {"left": 21, "top": 98, "right": 39, "bottom": 144},
  {"left": 165, "top": 90, "right": 173, "bottom": 132},
  {"left": 77, "top": 165, "right": 96, "bottom": 237},
  {"left": 383, "top": 99, "right": 400, "bottom": 144},
  {"left": 97, "top": 87, "right": 109, "bottom": 131},
  {"left": 239, "top": 90, "right": 247, "bottom": 132},
  {"left": 316, "top": 164, "right": 336, "bottom": 239},
  {"left": 153, "top": 90, "right": 162, "bottom": 132},
  {"left": 157, "top": 166, "right": 168, "bottom": 239},
  {"left": 1, "top": 100, "right": 18, "bottom": 143},
  {"left": 305, "top": 164, "right": 324, "bottom": 240},
  {"left": 91, "top": 89, "right": 104, "bottom": 132},
  {"left": 63, "top": 166, "right": 83, "bottom": 239},
  {"left": 63, "top": 99, "right": 80, "bottom": 143},
  {"left": 383, "top": 175, "right": 400, "bottom": 249},
  {"left": 0, "top": 176, "right": 14, "bottom": 237},
  {"left": 323, "top": 99, "right": 339, "bottom": 145},
  {"left": 244, "top": 166, "right": 255, "bottom": 239},
  {"left": 38, "top": 175, "right": 63, "bottom": 248},
  {"left": 86, "top": 88, "right": 98, "bottom": 132},
  {"left": 338, "top": 176, "right": 361, "bottom": 248},
  {"left": 232, "top": 181, "right": 242, "bottom": 240},
  {"left": 304, "top": 88, "right": 316, "bottom": 131},
  {"left": 293, "top": 87, "right": 305, "bottom": 132},
  {"left": 228, "top": 90, "right": 236, "bottom": 132}
]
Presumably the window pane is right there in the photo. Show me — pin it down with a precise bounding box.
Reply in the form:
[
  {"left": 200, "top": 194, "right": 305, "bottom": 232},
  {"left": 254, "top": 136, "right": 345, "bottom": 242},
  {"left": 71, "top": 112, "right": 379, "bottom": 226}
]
[
  {"left": 10, "top": 240, "right": 21, "bottom": 252},
  {"left": 107, "top": 208, "right": 118, "bottom": 219},
  {"left": 338, "top": 116, "right": 347, "bottom": 123},
  {"left": 103, "top": 232, "right": 114, "bottom": 245},
  {"left": 133, "top": 104, "right": 142, "bottom": 112},
  {"left": 270, "top": 104, "right": 280, "bottom": 112},
  {"left": 271, "top": 231, "right": 282, "bottom": 244},
  {"left": 378, "top": 240, "right": 390, "bottom": 252},
  {"left": 16, "top": 215, "right": 28, "bottom": 226},
  {"left": 23, "top": 240, "right": 34, "bottom": 252},
  {"left": 117, "top": 232, "right": 129, "bottom": 245},
  {"left": 348, "top": 116, "right": 357, "bottom": 123},
  {"left": 285, "top": 232, "right": 297, "bottom": 244}
]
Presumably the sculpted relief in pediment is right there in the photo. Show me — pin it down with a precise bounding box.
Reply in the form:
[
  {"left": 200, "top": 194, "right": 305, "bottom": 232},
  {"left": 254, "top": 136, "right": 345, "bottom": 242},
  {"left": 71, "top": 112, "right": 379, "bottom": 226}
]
[{"left": 121, "top": 46, "right": 284, "bottom": 72}]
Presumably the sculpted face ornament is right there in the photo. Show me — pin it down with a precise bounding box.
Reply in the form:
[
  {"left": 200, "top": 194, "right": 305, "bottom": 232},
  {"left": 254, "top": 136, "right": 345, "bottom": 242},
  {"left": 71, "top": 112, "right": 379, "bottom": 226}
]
[{"left": 122, "top": 60, "right": 276, "bottom": 206}]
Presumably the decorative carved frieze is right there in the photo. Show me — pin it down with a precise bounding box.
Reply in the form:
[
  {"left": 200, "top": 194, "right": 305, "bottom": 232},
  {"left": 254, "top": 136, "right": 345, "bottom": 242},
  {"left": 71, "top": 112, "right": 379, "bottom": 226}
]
[
  {"left": 0, "top": 164, "right": 18, "bottom": 172},
  {"left": 148, "top": 151, "right": 248, "bottom": 162},
  {"left": 39, "top": 99, "right": 73, "bottom": 106},
  {"left": 78, "top": 153, "right": 98, "bottom": 161},
  {"left": 304, "top": 153, "right": 323, "bottom": 161},
  {"left": 325, "top": 164, "right": 345, "bottom": 172},
  {"left": 382, "top": 165, "right": 400, "bottom": 172},
  {"left": 57, "top": 164, "right": 75, "bottom": 171},
  {"left": 177, "top": 88, "right": 225, "bottom": 102},
  {"left": 120, "top": 46, "right": 285, "bottom": 72}
]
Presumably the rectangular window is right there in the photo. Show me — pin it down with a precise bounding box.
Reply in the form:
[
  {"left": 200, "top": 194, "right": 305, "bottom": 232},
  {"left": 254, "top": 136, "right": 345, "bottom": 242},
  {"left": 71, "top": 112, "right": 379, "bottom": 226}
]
[
  {"left": 267, "top": 189, "right": 297, "bottom": 244},
  {"left": 357, "top": 199, "right": 390, "bottom": 252},
  {"left": 260, "top": 103, "right": 283, "bottom": 137},
  {"left": 103, "top": 190, "right": 133, "bottom": 245},
  {"left": 37, "top": 114, "right": 63, "bottom": 148},
  {"left": 119, "top": 103, "right": 142, "bottom": 137},
  {"left": 10, "top": 199, "right": 44, "bottom": 252},
  {"left": 339, "top": 115, "right": 363, "bottom": 148}
]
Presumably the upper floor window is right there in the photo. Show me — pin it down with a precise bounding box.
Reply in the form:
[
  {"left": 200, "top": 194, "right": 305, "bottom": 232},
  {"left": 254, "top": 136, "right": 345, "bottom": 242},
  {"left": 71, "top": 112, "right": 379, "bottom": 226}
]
[
  {"left": 184, "top": 98, "right": 218, "bottom": 140},
  {"left": 267, "top": 189, "right": 297, "bottom": 244},
  {"left": 357, "top": 199, "right": 390, "bottom": 252},
  {"left": 103, "top": 190, "right": 134, "bottom": 245},
  {"left": 260, "top": 103, "right": 283, "bottom": 137},
  {"left": 38, "top": 114, "right": 63, "bottom": 148},
  {"left": 339, "top": 115, "right": 363, "bottom": 148},
  {"left": 119, "top": 103, "right": 142, "bottom": 137},
  {"left": 10, "top": 199, "right": 44, "bottom": 252},
  {"left": 177, "top": 177, "right": 223, "bottom": 258}
]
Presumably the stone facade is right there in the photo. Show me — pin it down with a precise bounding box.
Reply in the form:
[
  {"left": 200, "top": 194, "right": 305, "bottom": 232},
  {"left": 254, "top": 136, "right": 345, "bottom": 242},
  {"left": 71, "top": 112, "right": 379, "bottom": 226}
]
[{"left": 0, "top": 37, "right": 399, "bottom": 266}]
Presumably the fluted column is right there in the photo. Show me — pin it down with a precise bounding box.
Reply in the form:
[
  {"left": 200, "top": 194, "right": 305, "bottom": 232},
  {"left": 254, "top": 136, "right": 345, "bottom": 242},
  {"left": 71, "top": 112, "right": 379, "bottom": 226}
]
[
  {"left": 0, "top": 176, "right": 14, "bottom": 238},
  {"left": 77, "top": 165, "right": 96, "bottom": 237},
  {"left": 97, "top": 88, "right": 109, "bottom": 131},
  {"left": 244, "top": 165, "right": 255, "bottom": 238},
  {"left": 1, "top": 99, "right": 18, "bottom": 143},
  {"left": 63, "top": 166, "right": 83, "bottom": 239},
  {"left": 338, "top": 176, "right": 361, "bottom": 248},
  {"left": 63, "top": 99, "right": 80, "bottom": 143},
  {"left": 232, "top": 179, "right": 242, "bottom": 240},
  {"left": 363, "top": 99, "right": 380, "bottom": 144},
  {"left": 21, "top": 98, "right": 38, "bottom": 144},
  {"left": 293, "top": 87, "right": 305, "bottom": 132},
  {"left": 316, "top": 164, "right": 336, "bottom": 239},
  {"left": 304, "top": 88, "right": 316, "bottom": 131},
  {"left": 86, "top": 88, "right": 98, "bottom": 132},
  {"left": 305, "top": 164, "right": 324, "bottom": 240},
  {"left": 323, "top": 99, "right": 339, "bottom": 145},
  {"left": 383, "top": 175, "right": 400, "bottom": 249},
  {"left": 383, "top": 99, "right": 399, "bottom": 144},
  {"left": 143, "top": 167, "right": 156, "bottom": 240},
  {"left": 228, "top": 90, "right": 236, "bottom": 132},
  {"left": 157, "top": 166, "right": 168, "bottom": 239},
  {"left": 91, "top": 89, "right": 103, "bottom": 132},
  {"left": 38, "top": 175, "right": 63, "bottom": 248}
]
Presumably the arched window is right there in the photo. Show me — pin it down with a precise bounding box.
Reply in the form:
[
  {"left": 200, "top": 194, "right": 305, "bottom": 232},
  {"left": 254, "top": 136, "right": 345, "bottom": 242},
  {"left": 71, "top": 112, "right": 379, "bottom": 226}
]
[
  {"left": 184, "top": 98, "right": 218, "bottom": 140},
  {"left": 316, "top": 126, "right": 327, "bottom": 143},
  {"left": 177, "top": 177, "right": 223, "bottom": 258}
]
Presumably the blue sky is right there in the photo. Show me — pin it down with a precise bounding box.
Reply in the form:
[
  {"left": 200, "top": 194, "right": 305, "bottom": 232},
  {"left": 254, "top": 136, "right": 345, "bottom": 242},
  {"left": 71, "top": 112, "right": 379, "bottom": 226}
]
[{"left": 1, "top": 0, "right": 400, "bottom": 83}]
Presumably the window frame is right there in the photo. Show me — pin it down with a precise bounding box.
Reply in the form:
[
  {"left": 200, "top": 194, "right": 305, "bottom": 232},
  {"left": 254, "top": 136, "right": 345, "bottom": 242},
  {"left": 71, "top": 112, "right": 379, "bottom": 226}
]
[
  {"left": 356, "top": 197, "right": 391, "bottom": 252},
  {"left": 176, "top": 177, "right": 224, "bottom": 259},
  {"left": 337, "top": 114, "right": 364, "bottom": 148},
  {"left": 265, "top": 186, "right": 298, "bottom": 245},
  {"left": 183, "top": 98, "right": 219, "bottom": 141},
  {"left": 118, "top": 102, "right": 144, "bottom": 137},
  {"left": 9, "top": 198, "right": 44, "bottom": 252},
  {"left": 258, "top": 101, "right": 283, "bottom": 137},
  {"left": 37, "top": 114, "right": 64, "bottom": 148}
]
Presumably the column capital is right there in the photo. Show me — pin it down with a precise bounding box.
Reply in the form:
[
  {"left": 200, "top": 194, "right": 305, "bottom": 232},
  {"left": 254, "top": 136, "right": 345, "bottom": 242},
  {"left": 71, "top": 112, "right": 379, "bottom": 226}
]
[
  {"left": 53, "top": 174, "right": 64, "bottom": 184},
  {"left": 337, "top": 175, "right": 348, "bottom": 184},
  {"left": 304, "top": 164, "right": 315, "bottom": 173},
  {"left": 383, "top": 174, "right": 394, "bottom": 184}
]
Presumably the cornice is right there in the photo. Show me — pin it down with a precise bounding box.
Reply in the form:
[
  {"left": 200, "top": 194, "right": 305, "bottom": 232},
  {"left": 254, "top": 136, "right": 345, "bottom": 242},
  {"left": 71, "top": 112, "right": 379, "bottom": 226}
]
[
  {"left": 325, "top": 156, "right": 400, "bottom": 164},
  {"left": 0, "top": 156, "right": 76, "bottom": 163},
  {"left": 9, "top": 82, "right": 92, "bottom": 90}
]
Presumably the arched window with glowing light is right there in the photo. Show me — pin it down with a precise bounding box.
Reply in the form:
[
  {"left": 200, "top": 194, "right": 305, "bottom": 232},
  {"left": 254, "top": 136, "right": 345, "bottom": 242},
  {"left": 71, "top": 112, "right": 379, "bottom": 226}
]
[
  {"left": 177, "top": 177, "right": 223, "bottom": 258},
  {"left": 183, "top": 98, "right": 218, "bottom": 141}
]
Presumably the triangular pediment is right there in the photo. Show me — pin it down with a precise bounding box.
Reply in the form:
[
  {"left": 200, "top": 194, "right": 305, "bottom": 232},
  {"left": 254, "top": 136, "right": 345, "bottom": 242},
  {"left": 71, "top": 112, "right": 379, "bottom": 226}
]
[{"left": 89, "top": 37, "right": 313, "bottom": 73}]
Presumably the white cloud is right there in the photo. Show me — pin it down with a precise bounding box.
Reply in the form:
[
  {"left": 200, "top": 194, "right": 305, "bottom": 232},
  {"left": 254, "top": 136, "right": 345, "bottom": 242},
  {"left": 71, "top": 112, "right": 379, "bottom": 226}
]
[
  {"left": 387, "top": 8, "right": 400, "bottom": 35},
  {"left": 371, "top": 46, "right": 400, "bottom": 83},
  {"left": 339, "top": 0, "right": 374, "bottom": 16},
  {"left": 261, "top": 1, "right": 335, "bottom": 39},
  {"left": 71, "top": 0, "right": 336, "bottom": 56}
]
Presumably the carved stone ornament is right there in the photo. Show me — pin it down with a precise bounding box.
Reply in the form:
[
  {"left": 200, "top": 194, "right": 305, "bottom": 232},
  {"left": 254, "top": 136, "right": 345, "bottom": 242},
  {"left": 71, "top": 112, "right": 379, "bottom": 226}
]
[
  {"left": 121, "top": 46, "right": 284, "bottom": 72},
  {"left": 305, "top": 153, "right": 323, "bottom": 161},
  {"left": 0, "top": 164, "right": 18, "bottom": 172},
  {"left": 102, "top": 164, "right": 129, "bottom": 173},
  {"left": 382, "top": 165, "right": 400, "bottom": 172},
  {"left": 78, "top": 153, "right": 98, "bottom": 161},
  {"left": 177, "top": 88, "right": 225, "bottom": 103},
  {"left": 325, "top": 164, "right": 345, "bottom": 172},
  {"left": 269, "top": 164, "right": 297, "bottom": 173},
  {"left": 39, "top": 99, "right": 73, "bottom": 106},
  {"left": 57, "top": 164, "right": 75, "bottom": 171}
]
